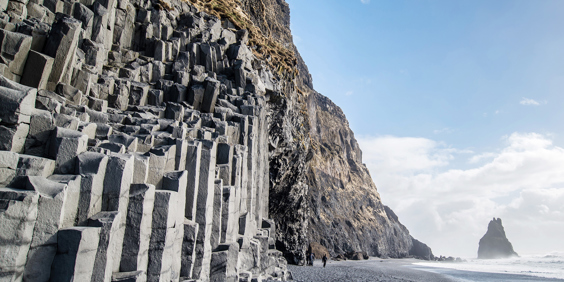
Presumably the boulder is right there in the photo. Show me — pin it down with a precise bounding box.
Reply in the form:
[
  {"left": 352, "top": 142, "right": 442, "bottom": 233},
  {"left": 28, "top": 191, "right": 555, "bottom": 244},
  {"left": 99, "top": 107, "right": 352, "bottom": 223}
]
[{"left": 344, "top": 251, "right": 368, "bottom": 260}]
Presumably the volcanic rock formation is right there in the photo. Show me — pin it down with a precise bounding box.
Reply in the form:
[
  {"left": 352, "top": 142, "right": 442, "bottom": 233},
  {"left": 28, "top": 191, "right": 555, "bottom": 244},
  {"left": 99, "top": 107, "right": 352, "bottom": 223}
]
[
  {"left": 478, "top": 218, "right": 518, "bottom": 259},
  {"left": 0, "top": 0, "right": 432, "bottom": 281},
  {"left": 226, "top": 0, "right": 429, "bottom": 263},
  {"left": 0, "top": 0, "right": 291, "bottom": 281},
  {"left": 409, "top": 237, "right": 435, "bottom": 261},
  {"left": 305, "top": 92, "right": 413, "bottom": 259}
]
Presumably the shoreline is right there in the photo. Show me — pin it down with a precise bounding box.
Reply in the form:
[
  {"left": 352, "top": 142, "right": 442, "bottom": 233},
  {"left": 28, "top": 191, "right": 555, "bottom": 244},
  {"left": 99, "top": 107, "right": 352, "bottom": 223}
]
[{"left": 288, "top": 258, "right": 564, "bottom": 282}]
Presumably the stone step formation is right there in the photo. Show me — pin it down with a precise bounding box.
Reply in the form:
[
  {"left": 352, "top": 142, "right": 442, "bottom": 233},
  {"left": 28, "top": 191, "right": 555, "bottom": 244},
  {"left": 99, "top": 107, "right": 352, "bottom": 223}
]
[{"left": 0, "top": 0, "right": 290, "bottom": 281}]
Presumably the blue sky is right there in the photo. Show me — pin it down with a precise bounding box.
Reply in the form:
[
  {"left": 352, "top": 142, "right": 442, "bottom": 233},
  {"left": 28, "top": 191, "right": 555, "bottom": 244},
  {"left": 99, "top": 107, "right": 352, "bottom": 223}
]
[{"left": 287, "top": 0, "right": 564, "bottom": 257}]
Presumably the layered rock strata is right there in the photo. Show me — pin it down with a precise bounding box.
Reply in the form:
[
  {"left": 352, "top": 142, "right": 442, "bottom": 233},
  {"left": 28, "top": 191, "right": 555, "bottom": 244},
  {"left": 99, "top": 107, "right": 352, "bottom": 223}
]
[{"left": 0, "top": 0, "right": 290, "bottom": 281}]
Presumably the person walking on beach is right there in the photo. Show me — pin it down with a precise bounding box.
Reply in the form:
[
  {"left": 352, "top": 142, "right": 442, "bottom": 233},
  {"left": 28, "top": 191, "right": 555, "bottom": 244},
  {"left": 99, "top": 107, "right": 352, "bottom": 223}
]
[
  {"left": 306, "top": 252, "right": 311, "bottom": 266},
  {"left": 322, "top": 254, "right": 328, "bottom": 268},
  {"left": 310, "top": 253, "right": 315, "bottom": 266}
]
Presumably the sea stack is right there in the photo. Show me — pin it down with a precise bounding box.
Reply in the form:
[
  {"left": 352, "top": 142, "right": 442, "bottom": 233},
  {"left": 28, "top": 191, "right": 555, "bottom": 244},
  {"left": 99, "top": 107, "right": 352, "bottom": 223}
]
[{"left": 478, "top": 218, "right": 518, "bottom": 259}]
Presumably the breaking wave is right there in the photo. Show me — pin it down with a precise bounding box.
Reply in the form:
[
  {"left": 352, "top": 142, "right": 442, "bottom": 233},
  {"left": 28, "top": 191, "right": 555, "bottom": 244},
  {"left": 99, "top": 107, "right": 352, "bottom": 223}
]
[{"left": 414, "top": 252, "right": 564, "bottom": 280}]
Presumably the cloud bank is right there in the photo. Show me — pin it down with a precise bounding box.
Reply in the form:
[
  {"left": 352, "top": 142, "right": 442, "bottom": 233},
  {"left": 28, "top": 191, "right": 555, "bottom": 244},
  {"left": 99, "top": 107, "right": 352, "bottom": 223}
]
[{"left": 358, "top": 133, "right": 564, "bottom": 257}]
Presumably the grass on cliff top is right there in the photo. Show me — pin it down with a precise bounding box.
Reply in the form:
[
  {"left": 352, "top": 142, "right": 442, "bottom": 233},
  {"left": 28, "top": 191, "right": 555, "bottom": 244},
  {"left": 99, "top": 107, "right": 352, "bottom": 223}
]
[{"left": 185, "top": 0, "right": 298, "bottom": 78}]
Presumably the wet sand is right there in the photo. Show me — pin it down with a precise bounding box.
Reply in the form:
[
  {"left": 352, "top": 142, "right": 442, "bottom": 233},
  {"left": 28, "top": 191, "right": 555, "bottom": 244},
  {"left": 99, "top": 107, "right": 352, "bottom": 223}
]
[{"left": 288, "top": 258, "right": 564, "bottom": 282}]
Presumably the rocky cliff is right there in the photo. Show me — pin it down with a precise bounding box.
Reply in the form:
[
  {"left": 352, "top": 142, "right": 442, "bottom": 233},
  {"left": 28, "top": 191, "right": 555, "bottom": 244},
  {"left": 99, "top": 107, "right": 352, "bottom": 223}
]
[
  {"left": 306, "top": 91, "right": 413, "bottom": 258},
  {"left": 238, "top": 0, "right": 432, "bottom": 263},
  {"left": 478, "top": 218, "right": 518, "bottom": 259},
  {"left": 192, "top": 0, "right": 430, "bottom": 264}
]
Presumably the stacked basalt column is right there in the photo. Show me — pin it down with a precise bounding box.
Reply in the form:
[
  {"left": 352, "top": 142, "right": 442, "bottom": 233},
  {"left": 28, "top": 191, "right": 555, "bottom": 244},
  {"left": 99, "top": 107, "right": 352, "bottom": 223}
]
[{"left": 0, "top": 0, "right": 291, "bottom": 281}]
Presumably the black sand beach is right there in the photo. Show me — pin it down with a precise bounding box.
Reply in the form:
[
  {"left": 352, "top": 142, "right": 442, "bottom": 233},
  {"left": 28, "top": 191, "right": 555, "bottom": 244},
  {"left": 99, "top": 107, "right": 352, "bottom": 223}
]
[{"left": 288, "top": 258, "right": 564, "bottom": 282}]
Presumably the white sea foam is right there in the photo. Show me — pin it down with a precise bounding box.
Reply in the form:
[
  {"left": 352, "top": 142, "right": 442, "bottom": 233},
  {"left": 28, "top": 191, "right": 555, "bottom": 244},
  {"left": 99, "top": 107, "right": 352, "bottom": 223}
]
[{"left": 414, "top": 252, "right": 564, "bottom": 280}]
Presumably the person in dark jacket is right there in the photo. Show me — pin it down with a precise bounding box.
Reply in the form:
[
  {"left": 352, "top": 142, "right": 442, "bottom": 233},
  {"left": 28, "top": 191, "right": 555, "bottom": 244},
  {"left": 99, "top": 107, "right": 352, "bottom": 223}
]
[{"left": 322, "top": 254, "right": 328, "bottom": 267}]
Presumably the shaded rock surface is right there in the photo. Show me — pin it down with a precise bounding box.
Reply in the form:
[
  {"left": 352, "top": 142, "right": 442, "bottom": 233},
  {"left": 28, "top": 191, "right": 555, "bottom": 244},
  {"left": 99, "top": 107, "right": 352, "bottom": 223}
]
[
  {"left": 409, "top": 237, "right": 434, "bottom": 261},
  {"left": 478, "top": 218, "right": 518, "bottom": 259}
]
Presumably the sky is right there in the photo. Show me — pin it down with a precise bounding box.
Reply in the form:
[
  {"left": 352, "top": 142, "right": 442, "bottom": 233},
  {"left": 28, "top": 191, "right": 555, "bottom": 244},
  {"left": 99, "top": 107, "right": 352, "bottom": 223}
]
[{"left": 286, "top": 0, "right": 564, "bottom": 258}]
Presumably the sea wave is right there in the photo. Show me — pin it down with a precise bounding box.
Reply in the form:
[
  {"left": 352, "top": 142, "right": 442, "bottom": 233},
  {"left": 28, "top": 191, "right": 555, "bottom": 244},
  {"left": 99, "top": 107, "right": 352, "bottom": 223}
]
[{"left": 414, "top": 253, "right": 564, "bottom": 280}]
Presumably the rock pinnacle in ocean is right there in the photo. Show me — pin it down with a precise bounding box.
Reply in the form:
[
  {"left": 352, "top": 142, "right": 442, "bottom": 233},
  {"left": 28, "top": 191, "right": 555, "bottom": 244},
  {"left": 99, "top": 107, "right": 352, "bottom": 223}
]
[{"left": 478, "top": 218, "right": 518, "bottom": 259}]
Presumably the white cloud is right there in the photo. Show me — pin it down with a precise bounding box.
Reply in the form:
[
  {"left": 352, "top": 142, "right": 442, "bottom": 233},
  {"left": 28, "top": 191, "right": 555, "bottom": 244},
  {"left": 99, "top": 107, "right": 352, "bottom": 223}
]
[
  {"left": 361, "top": 0, "right": 370, "bottom": 4},
  {"left": 358, "top": 136, "right": 452, "bottom": 173},
  {"left": 345, "top": 91, "right": 353, "bottom": 96},
  {"left": 358, "top": 133, "right": 564, "bottom": 258},
  {"left": 520, "top": 97, "right": 541, "bottom": 106},
  {"left": 468, "top": 152, "right": 497, "bottom": 164},
  {"left": 433, "top": 128, "right": 453, "bottom": 134}
]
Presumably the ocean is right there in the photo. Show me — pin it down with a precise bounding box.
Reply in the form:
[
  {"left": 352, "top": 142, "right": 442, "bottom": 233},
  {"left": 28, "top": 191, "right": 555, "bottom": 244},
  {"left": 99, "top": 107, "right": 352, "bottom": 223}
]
[{"left": 412, "top": 253, "right": 564, "bottom": 281}]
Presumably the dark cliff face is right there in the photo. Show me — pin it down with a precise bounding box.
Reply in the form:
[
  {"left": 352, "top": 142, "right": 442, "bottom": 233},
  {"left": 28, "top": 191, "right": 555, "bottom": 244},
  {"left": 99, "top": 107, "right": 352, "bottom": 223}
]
[
  {"left": 409, "top": 237, "right": 435, "bottom": 260},
  {"left": 306, "top": 91, "right": 412, "bottom": 258},
  {"left": 234, "top": 0, "right": 312, "bottom": 264},
  {"left": 237, "top": 0, "right": 422, "bottom": 262},
  {"left": 478, "top": 218, "right": 518, "bottom": 259}
]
